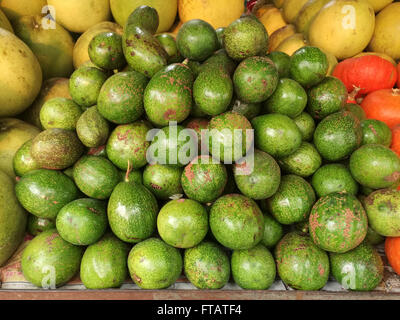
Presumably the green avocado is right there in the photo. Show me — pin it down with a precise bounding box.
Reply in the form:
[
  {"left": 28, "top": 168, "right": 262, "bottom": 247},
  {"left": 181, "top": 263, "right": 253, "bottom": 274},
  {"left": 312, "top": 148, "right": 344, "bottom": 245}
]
[
  {"left": 39, "top": 97, "right": 83, "bottom": 130},
  {"left": 13, "top": 139, "right": 39, "bottom": 177},
  {"left": 365, "top": 227, "right": 385, "bottom": 245},
  {"left": 143, "top": 164, "right": 183, "bottom": 200},
  {"left": 267, "top": 51, "right": 290, "bottom": 78},
  {"left": 125, "top": 5, "right": 159, "bottom": 34},
  {"left": 199, "top": 49, "right": 237, "bottom": 76},
  {"left": 230, "top": 99, "right": 261, "bottom": 120},
  {"left": 27, "top": 215, "right": 55, "bottom": 236},
  {"left": 261, "top": 214, "right": 284, "bottom": 249},
  {"left": 76, "top": 106, "right": 110, "bottom": 148},
  {"left": 293, "top": 112, "right": 316, "bottom": 141},
  {"left": 185, "top": 118, "right": 210, "bottom": 151},
  {"left": 156, "top": 33, "right": 183, "bottom": 64},
  {"left": 343, "top": 103, "right": 367, "bottom": 121},
  {"left": 216, "top": 27, "right": 225, "bottom": 49},
  {"left": 361, "top": 119, "right": 392, "bottom": 147},
  {"left": 120, "top": 169, "right": 143, "bottom": 184}
]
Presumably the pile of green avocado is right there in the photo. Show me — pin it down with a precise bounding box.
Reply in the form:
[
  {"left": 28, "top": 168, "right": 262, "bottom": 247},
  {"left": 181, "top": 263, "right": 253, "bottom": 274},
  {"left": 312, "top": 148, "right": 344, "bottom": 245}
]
[{"left": 9, "top": 6, "right": 400, "bottom": 292}]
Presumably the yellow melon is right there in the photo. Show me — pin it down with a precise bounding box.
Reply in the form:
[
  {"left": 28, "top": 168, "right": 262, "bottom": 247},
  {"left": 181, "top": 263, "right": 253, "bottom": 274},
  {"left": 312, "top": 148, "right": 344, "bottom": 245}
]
[
  {"left": 268, "top": 24, "right": 296, "bottom": 52},
  {"left": 295, "top": 0, "right": 331, "bottom": 35},
  {"left": 365, "top": 0, "right": 393, "bottom": 12},
  {"left": 257, "top": 5, "right": 287, "bottom": 36},
  {"left": 0, "top": 0, "right": 46, "bottom": 21},
  {"left": 282, "top": 0, "right": 309, "bottom": 24},
  {"left": 0, "top": 8, "right": 12, "bottom": 33},
  {"left": 274, "top": 33, "right": 307, "bottom": 56}
]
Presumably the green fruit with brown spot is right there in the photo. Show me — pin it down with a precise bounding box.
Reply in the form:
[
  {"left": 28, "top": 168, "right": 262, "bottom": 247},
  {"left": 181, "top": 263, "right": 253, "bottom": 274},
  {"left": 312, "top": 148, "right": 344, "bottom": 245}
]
[
  {"left": 124, "top": 5, "right": 159, "bottom": 34},
  {"left": 361, "top": 119, "right": 392, "bottom": 147},
  {"left": 76, "top": 106, "right": 110, "bottom": 148},
  {"left": 39, "top": 97, "right": 83, "bottom": 130},
  {"left": 143, "top": 164, "right": 183, "bottom": 200},
  {"left": 27, "top": 215, "right": 55, "bottom": 236},
  {"left": 230, "top": 99, "right": 261, "bottom": 120},
  {"left": 156, "top": 33, "right": 182, "bottom": 64},
  {"left": 12, "top": 139, "right": 39, "bottom": 177},
  {"left": 343, "top": 103, "right": 367, "bottom": 121}
]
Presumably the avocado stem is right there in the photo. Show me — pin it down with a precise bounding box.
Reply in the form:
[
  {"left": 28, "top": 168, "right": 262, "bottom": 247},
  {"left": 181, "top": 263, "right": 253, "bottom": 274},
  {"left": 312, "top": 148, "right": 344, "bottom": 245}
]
[{"left": 125, "top": 160, "right": 132, "bottom": 182}]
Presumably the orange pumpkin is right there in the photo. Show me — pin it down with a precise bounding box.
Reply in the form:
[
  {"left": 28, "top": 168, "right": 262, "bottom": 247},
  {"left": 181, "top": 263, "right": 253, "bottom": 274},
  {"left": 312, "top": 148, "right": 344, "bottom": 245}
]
[
  {"left": 397, "top": 63, "right": 400, "bottom": 88},
  {"left": 392, "top": 124, "right": 400, "bottom": 157},
  {"left": 385, "top": 237, "right": 400, "bottom": 275}
]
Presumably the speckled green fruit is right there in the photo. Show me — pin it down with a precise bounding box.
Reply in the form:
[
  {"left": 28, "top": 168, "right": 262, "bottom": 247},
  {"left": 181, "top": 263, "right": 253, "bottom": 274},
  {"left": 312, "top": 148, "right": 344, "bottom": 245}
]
[
  {"left": 88, "top": 31, "right": 125, "bottom": 70},
  {"left": 97, "top": 71, "right": 148, "bottom": 124},
  {"left": 76, "top": 106, "right": 109, "bottom": 148},
  {"left": 15, "top": 169, "right": 79, "bottom": 219},
  {"left": 143, "top": 164, "right": 183, "bottom": 200},
  {"left": 87, "top": 145, "right": 107, "bottom": 157},
  {"left": 267, "top": 51, "right": 290, "bottom": 78},
  {"left": 27, "top": 215, "right": 55, "bottom": 236},
  {"left": 127, "top": 237, "right": 182, "bottom": 289},
  {"left": 21, "top": 229, "right": 83, "bottom": 288},
  {"left": 275, "top": 232, "right": 329, "bottom": 290},
  {"left": 80, "top": 233, "right": 130, "bottom": 289},
  {"left": 124, "top": 5, "right": 159, "bottom": 34},
  {"left": 349, "top": 144, "right": 400, "bottom": 189},
  {"left": 252, "top": 114, "right": 302, "bottom": 158},
  {"left": 144, "top": 63, "right": 193, "bottom": 126},
  {"left": 293, "top": 112, "right": 315, "bottom": 141},
  {"left": 69, "top": 66, "right": 108, "bottom": 108},
  {"left": 233, "top": 149, "right": 281, "bottom": 200},
  {"left": 193, "top": 68, "right": 233, "bottom": 116},
  {"left": 106, "top": 121, "right": 152, "bottom": 170},
  {"left": 184, "top": 241, "right": 230, "bottom": 289},
  {"left": 224, "top": 16, "right": 268, "bottom": 61},
  {"left": 230, "top": 99, "right": 261, "bottom": 120},
  {"left": 365, "top": 227, "right": 385, "bottom": 245},
  {"left": 261, "top": 214, "right": 283, "bottom": 249},
  {"left": 343, "top": 103, "right": 367, "bottom": 121},
  {"left": 364, "top": 189, "right": 400, "bottom": 237},
  {"left": 39, "top": 97, "right": 82, "bottom": 130},
  {"left": 231, "top": 244, "right": 276, "bottom": 290},
  {"left": 181, "top": 155, "right": 227, "bottom": 203},
  {"left": 313, "top": 111, "right": 362, "bottom": 162},
  {"left": 185, "top": 60, "right": 202, "bottom": 78},
  {"left": 185, "top": 118, "right": 209, "bottom": 151},
  {"left": 207, "top": 112, "right": 253, "bottom": 162},
  {"left": 279, "top": 142, "right": 321, "bottom": 177},
  {"left": 31, "top": 128, "right": 84, "bottom": 170},
  {"left": 199, "top": 49, "right": 237, "bottom": 76},
  {"left": 306, "top": 76, "right": 347, "bottom": 120},
  {"left": 216, "top": 27, "right": 225, "bottom": 49},
  {"left": 330, "top": 242, "right": 384, "bottom": 291},
  {"left": 233, "top": 56, "right": 279, "bottom": 104},
  {"left": 267, "top": 175, "right": 316, "bottom": 225},
  {"left": 120, "top": 169, "right": 142, "bottom": 184},
  {"left": 289, "top": 46, "right": 328, "bottom": 88},
  {"left": 56, "top": 198, "right": 107, "bottom": 246},
  {"left": 156, "top": 33, "right": 182, "bottom": 64},
  {"left": 309, "top": 192, "right": 368, "bottom": 253},
  {"left": 108, "top": 182, "right": 158, "bottom": 243},
  {"left": 157, "top": 199, "right": 208, "bottom": 248},
  {"left": 361, "top": 119, "right": 392, "bottom": 147},
  {"left": 210, "top": 194, "right": 264, "bottom": 250},
  {"left": 13, "top": 139, "right": 39, "bottom": 177},
  {"left": 176, "top": 19, "right": 218, "bottom": 61},
  {"left": 264, "top": 78, "right": 307, "bottom": 118}
]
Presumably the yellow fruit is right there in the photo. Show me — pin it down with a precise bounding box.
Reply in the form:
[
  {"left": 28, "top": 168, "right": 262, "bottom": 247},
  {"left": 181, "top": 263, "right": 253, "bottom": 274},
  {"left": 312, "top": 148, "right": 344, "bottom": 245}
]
[
  {"left": 368, "top": 2, "right": 400, "bottom": 61},
  {"left": 0, "top": 0, "right": 46, "bottom": 21},
  {"left": 353, "top": 52, "right": 397, "bottom": 66},
  {"left": 273, "top": 0, "right": 286, "bottom": 8},
  {"left": 308, "top": 0, "right": 375, "bottom": 60},
  {"left": 0, "top": 29, "right": 42, "bottom": 117},
  {"left": 365, "top": 0, "right": 393, "bottom": 12},
  {"left": 257, "top": 6, "right": 287, "bottom": 36},
  {"left": 111, "top": 0, "right": 178, "bottom": 33},
  {"left": 321, "top": 49, "right": 338, "bottom": 75},
  {"left": 178, "top": 0, "right": 244, "bottom": 29},
  {"left": 268, "top": 24, "right": 296, "bottom": 52},
  {"left": 73, "top": 22, "right": 123, "bottom": 69},
  {"left": 47, "top": 0, "right": 111, "bottom": 33},
  {"left": 0, "top": 8, "right": 12, "bottom": 33},
  {"left": 282, "top": 0, "right": 309, "bottom": 24},
  {"left": 295, "top": 0, "right": 331, "bottom": 35},
  {"left": 274, "top": 33, "right": 307, "bottom": 56}
]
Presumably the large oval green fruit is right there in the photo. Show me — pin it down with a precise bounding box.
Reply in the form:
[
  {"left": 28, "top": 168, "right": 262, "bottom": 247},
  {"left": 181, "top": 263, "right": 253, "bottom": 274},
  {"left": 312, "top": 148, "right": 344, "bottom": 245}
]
[
  {"left": 199, "top": 49, "right": 237, "bottom": 77},
  {"left": 76, "top": 106, "right": 110, "bottom": 148},
  {"left": 261, "top": 214, "right": 283, "bottom": 249},
  {"left": 293, "top": 112, "right": 315, "bottom": 141},
  {"left": 156, "top": 33, "right": 182, "bottom": 64},
  {"left": 39, "top": 98, "right": 82, "bottom": 130},
  {"left": 230, "top": 99, "right": 261, "bottom": 120},
  {"left": 275, "top": 232, "right": 329, "bottom": 290},
  {"left": 267, "top": 51, "right": 291, "bottom": 78},
  {"left": 309, "top": 192, "right": 368, "bottom": 253},
  {"left": 360, "top": 119, "right": 392, "bottom": 147},
  {"left": 143, "top": 164, "right": 183, "bottom": 200}
]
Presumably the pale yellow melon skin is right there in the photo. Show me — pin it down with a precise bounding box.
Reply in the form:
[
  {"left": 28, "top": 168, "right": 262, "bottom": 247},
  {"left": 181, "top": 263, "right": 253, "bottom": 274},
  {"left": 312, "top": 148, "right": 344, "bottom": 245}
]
[
  {"left": 257, "top": 6, "right": 287, "bottom": 36},
  {"left": 0, "top": 28, "right": 42, "bottom": 117},
  {"left": 275, "top": 33, "right": 308, "bottom": 56},
  {"left": 295, "top": 0, "right": 332, "bottom": 36},
  {"left": 268, "top": 24, "right": 296, "bottom": 52},
  {"left": 273, "top": 0, "right": 286, "bottom": 9},
  {"left": 0, "top": 8, "right": 12, "bottom": 33},
  {"left": 282, "top": 0, "right": 309, "bottom": 24},
  {"left": 0, "top": 0, "right": 46, "bottom": 21},
  {"left": 366, "top": 0, "right": 393, "bottom": 12},
  {"left": 308, "top": 0, "right": 375, "bottom": 60},
  {"left": 47, "top": 0, "right": 111, "bottom": 33}
]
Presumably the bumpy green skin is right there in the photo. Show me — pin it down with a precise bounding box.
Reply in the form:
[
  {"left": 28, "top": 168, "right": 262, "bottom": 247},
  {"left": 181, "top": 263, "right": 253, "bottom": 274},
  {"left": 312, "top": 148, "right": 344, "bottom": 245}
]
[
  {"left": 106, "top": 121, "right": 152, "bottom": 170},
  {"left": 76, "top": 106, "right": 110, "bottom": 148},
  {"left": 69, "top": 67, "right": 108, "bottom": 108},
  {"left": 306, "top": 76, "right": 347, "bottom": 120},
  {"left": 275, "top": 232, "right": 329, "bottom": 291},
  {"left": 216, "top": 27, "right": 225, "bottom": 49},
  {"left": 107, "top": 182, "right": 159, "bottom": 243},
  {"left": 56, "top": 198, "right": 108, "bottom": 246},
  {"left": 279, "top": 142, "right": 322, "bottom": 178},
  {"left": 176, "top": 19, "right": 219, "bottom": 61},
  {"left": 267, "top": 175, "right": 316, "bottom": 225},
  {"left": 251, "top": 114, "right": 302, "bottom": 158},
  {"left": 330, "top": 241, "right": 384, "bottom": 291},
  {"left": 40, "top": 98, "right": 82, "bottom": 130},
  {"left": 13, "top": 139, "right": 39, "bottom": 177},
  {"left": 207, "top": 112, "right": 253, "bottom": 162},
  {"left": 289, "top": 46, "right": 328, "bottom": 88},
  {"left": 89, "top": 32, "right": 126, "bottom": 70},
  {"left": 311, "top": 163, "right": 358, "bottom": 197},
  {"left": 343, "top": 103, "right": 367, "bottom": 121},
  {"left": 120, "top": 169, "right": 143, "bottom": 184},
  {"left": 185, "top": 118, "right": 209, "bottom": 151},
  {"left": 233, "top": 56, "right": 279, "bottom": 104},
  {"left": 210, "top": 194, "right": 264, "bottom": 250},
  {"left": 128, "top": 237, "right": 182, "bottom": 289},
  {"left": 125, "top": 5, "right": 159, "bottom": 34},
  {"left": 181, "top": 155, "right": 228, "bottom": 203},
  {"left": 264, "top": 78, "right": 307, "bottom": 118},
  {"left": 364, "top": 189, "right": 400, "bottom": 237},
  {"left": 261, "top": 214, "right": 284, "bottom": 249},
  {"left": 199, "top": 49, "right": 237, "bottom": 76},
  {"left": 224, "top": 17, "right": 268, "bottom": 61},
  {"left": 185, "top": 60, "right": 202, "bottom": 78},
  {"left": 314, "top": 111, "right": 362, "bottom": 162},
  {"left": 143, "top": 164, "right": 183, "bottom": 200},
  {"left": 267, "top": 51, "right": 290, "bottom": 78},
  {"left": 231, "top": 244, "right": 276, "bottom": 290},
  {"left": 349, "top": 144, "right": 400, "bottom": 189},
  {"left": 27, "top": 215, "right": 55, "bottom": 236},
  {"left": 156, "top": 33, "right": 183, "bottom": 64},
  {"left": 31, "top": 128, "right": 84, "bottom": 170},
  {"left": 87, "top": 145, "right": 107, "bottom": 157},
  {"left": 293, "top": 112, "right": 315, "bottom": 141},
  {"left": 230, "top": 99, "right": 261, "bottom": 120},
  {"left": 361, "top": 119, "right": 392, "bottom": 147},
  {"left": 184, "top": 241, "right": 230, "bottom": 289},
  {"left": 194, "top": 68, "right": 233, "bottom": 116},
  {"left": 309, "top": 192, "right": 368, "bottom": 253},
  {"left": 21, "top": 229, "right": 83, "bottom": 288},
  {"left": 144, "top": 63, "right": 194, "bottom": 127},
  {"left": 15, "top": 169, "right": 79, "bottom": 219},
  {"left": 80, "top": 233, "right": 130, "bottom": 289},
  {"left": 233, "top": 149, "right": 281, "bottom": 200},
  {"left": 365, "top": 227, "right": 385, "bottom": 245},
  {"left": 157, "top": 199, "right": 209, "bottom": 248}
]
